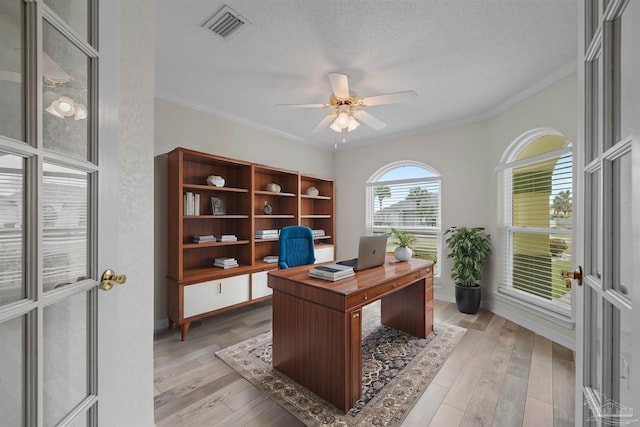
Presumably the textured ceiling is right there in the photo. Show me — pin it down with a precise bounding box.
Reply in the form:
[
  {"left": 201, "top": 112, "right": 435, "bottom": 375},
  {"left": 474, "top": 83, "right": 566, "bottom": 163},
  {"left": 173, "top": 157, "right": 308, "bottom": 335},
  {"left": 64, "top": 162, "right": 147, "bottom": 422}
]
[{"left": 155, "top": 1, "right": 577, "bottom": 150}]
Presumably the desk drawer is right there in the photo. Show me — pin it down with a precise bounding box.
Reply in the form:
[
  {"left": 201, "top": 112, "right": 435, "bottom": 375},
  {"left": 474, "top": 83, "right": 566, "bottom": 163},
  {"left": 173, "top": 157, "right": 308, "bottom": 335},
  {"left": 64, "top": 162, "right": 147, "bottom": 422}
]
[{"left": 347, "top": 268, "right": 427, "bottom": 307}]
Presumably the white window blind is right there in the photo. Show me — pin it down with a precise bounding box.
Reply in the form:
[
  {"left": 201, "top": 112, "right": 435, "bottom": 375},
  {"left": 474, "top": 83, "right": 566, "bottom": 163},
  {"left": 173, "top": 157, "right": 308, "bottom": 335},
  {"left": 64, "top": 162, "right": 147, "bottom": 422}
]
[
  {"left": 502, "top": 152, "right": 572, "bottom": 312},
  {"left": 366, "top": 166, "right": 441, "bottom": 275}
]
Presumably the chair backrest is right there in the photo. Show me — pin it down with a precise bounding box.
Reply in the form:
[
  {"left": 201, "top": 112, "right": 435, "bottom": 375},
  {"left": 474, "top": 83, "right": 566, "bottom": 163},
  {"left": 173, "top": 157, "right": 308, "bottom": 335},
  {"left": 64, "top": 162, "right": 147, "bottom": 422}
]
[{"left": 278, "top": 226, "right": 316, "bottom": 269}]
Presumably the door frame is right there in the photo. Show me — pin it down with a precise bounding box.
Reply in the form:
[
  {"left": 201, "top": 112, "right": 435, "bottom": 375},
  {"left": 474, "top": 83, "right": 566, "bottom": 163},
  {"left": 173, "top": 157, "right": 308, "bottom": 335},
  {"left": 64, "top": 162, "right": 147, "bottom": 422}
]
[{"left": 96, "top": 0, "right": 120, "bottom": 425}]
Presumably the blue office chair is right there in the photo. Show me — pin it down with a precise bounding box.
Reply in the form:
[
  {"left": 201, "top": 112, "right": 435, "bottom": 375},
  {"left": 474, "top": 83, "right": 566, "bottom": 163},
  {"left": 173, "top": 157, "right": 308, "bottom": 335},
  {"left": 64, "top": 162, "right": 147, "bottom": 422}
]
[{"left": 278, "top": 226, "right": 316, "bottom": 269}]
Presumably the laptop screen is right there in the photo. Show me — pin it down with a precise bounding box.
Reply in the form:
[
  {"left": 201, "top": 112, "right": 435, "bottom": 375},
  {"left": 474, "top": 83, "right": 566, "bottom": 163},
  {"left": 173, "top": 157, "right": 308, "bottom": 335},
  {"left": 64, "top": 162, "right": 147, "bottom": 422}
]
[{"left": 354, "top": 235, "right": 388, "bottom": 271}]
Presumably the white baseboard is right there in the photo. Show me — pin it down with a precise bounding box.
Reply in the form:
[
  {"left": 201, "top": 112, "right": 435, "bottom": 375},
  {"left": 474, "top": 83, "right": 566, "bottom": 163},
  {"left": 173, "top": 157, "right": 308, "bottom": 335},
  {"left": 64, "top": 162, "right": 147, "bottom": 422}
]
[{"left": 489, "top": 299, "right": 576, "bottom": 350}]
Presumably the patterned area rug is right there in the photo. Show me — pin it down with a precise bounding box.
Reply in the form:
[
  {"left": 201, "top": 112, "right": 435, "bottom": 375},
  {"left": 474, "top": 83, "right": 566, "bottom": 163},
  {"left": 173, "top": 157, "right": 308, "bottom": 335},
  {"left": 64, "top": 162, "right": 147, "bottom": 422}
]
[{"left": 216, "top": 305, "right": 465, "bottom": 426}]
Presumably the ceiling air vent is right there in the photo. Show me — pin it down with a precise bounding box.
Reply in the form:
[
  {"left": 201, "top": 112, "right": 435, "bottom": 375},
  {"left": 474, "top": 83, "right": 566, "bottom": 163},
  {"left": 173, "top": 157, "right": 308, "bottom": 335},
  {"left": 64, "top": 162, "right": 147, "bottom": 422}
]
[{"left": 202, "top": 5, "right": 250, "bottom": 39}]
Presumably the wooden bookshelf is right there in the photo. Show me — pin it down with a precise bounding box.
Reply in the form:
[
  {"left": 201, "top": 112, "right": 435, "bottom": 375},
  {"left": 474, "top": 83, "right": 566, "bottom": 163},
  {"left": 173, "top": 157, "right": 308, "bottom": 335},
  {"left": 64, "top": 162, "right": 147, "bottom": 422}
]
[{"left": 166, "top": 148, "right": 335, "bottom": 340}]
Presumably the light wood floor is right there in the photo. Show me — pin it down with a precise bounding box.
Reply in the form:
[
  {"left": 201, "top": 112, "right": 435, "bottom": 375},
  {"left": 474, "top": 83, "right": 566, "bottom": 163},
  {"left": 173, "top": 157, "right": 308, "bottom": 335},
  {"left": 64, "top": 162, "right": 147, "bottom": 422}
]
[{"left": 154, "top": 299, "right": 575, "bottom": 426}]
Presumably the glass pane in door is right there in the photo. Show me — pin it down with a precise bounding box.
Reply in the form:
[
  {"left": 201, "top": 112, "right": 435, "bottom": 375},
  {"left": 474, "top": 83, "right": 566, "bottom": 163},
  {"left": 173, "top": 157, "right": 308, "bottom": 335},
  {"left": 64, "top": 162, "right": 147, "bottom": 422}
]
[
  {"left": 42, "top": 162, "right": 88, "bottom": 292},
  {"left": 0, "top": 153, "right": 24, "bottom": 305},
  {"left": 43, "top": 291, "right": 89, "bottom": 426},
  {"left": 589, "top": 288, "right": 603, "bottom": 392},
  {"left": 585, "top": 58, "right": 599, "bottom": 164},
  {"left": 616, "top": 306, "right": 633, "bottom": 415},
  {"left": 42, "top": 21, "right": 90, "bottom": 160},
  {"left": 618, "top": 1, "right": 638, "bottom": 141},
  {"left": 586, "top": 170, "right": 601, "bottom": 280},
  {"left": 0, "top": 315, "right": 26, "bottom": 427},
  {"left": 0, "top": 0, "right": 24, "bottom": 141},
  {"left": 43, "top": 0, "right": 90, "bottom": 44},
  {"left": 610, "top": 150, "right": 632, "bottom": 301}
]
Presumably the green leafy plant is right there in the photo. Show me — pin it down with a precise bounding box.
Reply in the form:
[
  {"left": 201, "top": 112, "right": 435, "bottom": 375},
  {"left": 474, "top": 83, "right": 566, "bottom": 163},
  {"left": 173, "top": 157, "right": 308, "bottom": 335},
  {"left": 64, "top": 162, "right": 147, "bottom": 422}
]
[
  {"left": 444, "top": 226, "right": 492, "bottom": 287},
  {"left": 387, "top": 228, "right": 417, "bottom": 248}
]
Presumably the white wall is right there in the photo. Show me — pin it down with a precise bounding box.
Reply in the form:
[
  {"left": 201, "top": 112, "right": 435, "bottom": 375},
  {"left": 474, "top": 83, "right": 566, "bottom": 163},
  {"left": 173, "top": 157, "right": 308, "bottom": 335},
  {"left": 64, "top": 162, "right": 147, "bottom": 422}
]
[
  {"left": 153, "top": 98, "right": 334, "bottom": 327},
  {"left": 117, "top": 0, "right": 155, "bottom": 425},
  {"left": 334, "top": 72, "right": 578, "bottom": 348}
]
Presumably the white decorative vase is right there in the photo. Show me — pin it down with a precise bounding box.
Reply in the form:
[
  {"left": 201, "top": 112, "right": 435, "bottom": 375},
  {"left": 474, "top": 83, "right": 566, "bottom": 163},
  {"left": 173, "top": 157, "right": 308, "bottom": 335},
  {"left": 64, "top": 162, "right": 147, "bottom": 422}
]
[
  {"left": 206, "top": 175, "right": 225, "bottom": 187},
  {"left": 394, "top": 246, "right": 412, "bottom": 262},
  {"left": 306, "top": 186, "right": 319, "bottom": 196},
  {"left": 266, "top": 183, "right": 281, "bottom": 193}
]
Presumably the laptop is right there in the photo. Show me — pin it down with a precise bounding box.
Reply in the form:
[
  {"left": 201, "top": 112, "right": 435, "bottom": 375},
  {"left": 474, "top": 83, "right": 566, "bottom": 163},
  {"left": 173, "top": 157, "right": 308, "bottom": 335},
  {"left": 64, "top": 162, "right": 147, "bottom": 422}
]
[{"left": 337, "top": 235, "right": 388, "bottom": 271}]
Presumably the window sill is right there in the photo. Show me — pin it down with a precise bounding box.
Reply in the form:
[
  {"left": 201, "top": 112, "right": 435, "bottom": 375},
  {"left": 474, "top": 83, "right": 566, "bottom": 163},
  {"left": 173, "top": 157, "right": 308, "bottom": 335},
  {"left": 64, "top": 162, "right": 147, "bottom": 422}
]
[{"left": 497, "top": 286, "right": 575, "bottom": 330}]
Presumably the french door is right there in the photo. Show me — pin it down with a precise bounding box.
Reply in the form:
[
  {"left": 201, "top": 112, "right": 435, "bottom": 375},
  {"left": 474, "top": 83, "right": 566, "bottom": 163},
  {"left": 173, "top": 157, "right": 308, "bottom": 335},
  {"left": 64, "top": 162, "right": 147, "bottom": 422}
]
[
  {"left": 577, "top": 0, "right": 639, "bottom": 425},
  {"left": 0, "top": 1, "right": 118, "bottom": 425}
]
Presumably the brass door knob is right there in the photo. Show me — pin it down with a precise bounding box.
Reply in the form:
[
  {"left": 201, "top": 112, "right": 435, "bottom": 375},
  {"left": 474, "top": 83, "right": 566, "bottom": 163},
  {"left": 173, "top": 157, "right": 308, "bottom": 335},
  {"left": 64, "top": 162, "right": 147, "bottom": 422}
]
[
  {"left": 560, "top": 266, "right": 583, "bottom": 288},
  {"left": 100, "top": 269, "right": 127, "bottom": 291}
]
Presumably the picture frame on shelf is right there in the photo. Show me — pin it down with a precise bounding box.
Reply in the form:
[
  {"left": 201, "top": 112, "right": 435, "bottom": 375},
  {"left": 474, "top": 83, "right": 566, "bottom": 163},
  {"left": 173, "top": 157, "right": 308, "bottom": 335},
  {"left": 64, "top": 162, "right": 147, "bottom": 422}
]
[{"left": 210, "top": 197, "right": 226, "bottom": 215}]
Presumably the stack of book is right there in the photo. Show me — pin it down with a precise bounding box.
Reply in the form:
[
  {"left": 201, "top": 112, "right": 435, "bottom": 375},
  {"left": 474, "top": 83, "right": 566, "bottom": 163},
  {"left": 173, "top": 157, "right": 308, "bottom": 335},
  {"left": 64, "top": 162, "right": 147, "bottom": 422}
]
[
  {"left": 311, "top": 229, "right": 325, "bottom": 238},
  {"left": 213, "top": 257, "right": 239, "bottom": 269},
  {"left": 216, "top": 234, "right": 238, "bottom": 242},
  {"left": 255, "top": 229, "right": 279, "bottom": 239},
  {"left": 193, "top": 234, "right": 216, "bottom": 244},
  {"left": 263, "top": 255, "right": 279, "bottom": 263},
  {"left": 308, "top": 263, "right": 355, "bottom": 281}
]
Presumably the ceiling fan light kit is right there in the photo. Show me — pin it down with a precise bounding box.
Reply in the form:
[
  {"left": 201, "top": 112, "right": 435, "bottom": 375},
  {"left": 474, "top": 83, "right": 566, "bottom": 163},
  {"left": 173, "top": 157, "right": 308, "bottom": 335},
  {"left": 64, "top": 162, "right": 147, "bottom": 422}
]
[
  {"left": 329, "top": 105, "right": 360, "bottom": 133},
  {"left": 277, "top": 73, "right": 416, "bottom": 139}
]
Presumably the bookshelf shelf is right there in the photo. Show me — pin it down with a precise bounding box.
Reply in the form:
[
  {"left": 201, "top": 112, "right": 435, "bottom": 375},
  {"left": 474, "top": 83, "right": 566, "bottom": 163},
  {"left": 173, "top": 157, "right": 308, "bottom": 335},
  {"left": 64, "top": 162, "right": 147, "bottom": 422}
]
[
  {"left": 182, "top": 214, "right": 249, "bottom": 219},
  {"left": 183, "top": 184, "right": 249, "bottom": 193},
  {"left": 301, "top": 194, "right": 331, "bottom": 200},
  {"left": 254, "top": 190, "right": 296, "bottom": 197},
  {"left": 183, "top": 240, "right": 251, "bottom": 249}
]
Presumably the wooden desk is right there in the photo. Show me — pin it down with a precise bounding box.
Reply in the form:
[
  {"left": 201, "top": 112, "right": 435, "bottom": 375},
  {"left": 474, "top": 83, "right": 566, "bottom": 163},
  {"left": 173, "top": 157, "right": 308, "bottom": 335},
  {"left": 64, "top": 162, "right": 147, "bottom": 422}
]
[{"left": 268, "top": 257, "right": 433, "bottom": 413}]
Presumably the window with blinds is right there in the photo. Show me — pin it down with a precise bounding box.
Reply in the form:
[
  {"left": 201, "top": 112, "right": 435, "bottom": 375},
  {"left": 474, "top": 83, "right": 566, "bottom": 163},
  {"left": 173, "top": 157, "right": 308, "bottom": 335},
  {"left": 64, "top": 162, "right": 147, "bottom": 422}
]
[
  {"left": 366, "top": 163, "right": 441, "bottom": 275},
  {"left": 501, "top": 148, "right": 573, "bottom": 315}
]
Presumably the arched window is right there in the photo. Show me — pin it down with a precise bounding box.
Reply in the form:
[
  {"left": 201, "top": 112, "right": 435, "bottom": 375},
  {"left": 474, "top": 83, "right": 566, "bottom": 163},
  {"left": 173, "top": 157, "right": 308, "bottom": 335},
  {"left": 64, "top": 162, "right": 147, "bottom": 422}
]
[
  {"left": 497, "top": 129, "right": 573, "bottom": 317},
  {"left": 366, "top": 161, "right": 441, "bottom": 275}
]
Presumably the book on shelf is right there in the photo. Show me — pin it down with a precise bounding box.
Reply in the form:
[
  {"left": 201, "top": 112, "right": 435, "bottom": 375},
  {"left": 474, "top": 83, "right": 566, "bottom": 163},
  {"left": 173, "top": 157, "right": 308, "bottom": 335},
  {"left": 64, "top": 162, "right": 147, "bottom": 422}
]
[
  {"left": 213, "top": 262, "right": 239, "bottom": 269},
  {"left": 192, "top": 234, "right": 216, "bottom": 243},
  {"left": 255, "top": 231, "right": 279, "bottom": 239},
  {"left": 213, "top": 257, "right": 239, "bottom": 269},
  {"left": 214, "top": 257, "right": 237, "bottom": 264},
  {"left": 216, "top": 235, "right": 238, "bottom": 242},
  {"left": 311, "top": 229, "right": 325, "bottom": 237},
  {"left": 263, "top": 255, "right": 278, "bottom": 263},
  {"left": 255, "top": 229, "right": 279, "bottom": 234}
]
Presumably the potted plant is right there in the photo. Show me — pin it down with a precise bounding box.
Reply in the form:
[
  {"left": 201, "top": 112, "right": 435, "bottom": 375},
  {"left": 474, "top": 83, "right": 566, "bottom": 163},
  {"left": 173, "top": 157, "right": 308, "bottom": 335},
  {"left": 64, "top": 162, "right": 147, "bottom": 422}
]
[
  {"left": 388, "top": 228, "right": 417, "bottom": 262},
  {"left": 444, "top": 226, "right": 492, "bottom": 314}
]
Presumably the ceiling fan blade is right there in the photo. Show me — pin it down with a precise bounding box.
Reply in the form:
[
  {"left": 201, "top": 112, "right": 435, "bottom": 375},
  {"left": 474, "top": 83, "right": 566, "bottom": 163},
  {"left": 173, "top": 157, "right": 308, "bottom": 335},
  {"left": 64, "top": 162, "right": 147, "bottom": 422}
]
[
  {"left": 328, "top": 73, "right": 350, "bottom": 98},
  {"left": 312, "top": 114, "right": 336, "bottom": 133},
  {"left": 361, "top": 90, "right": 417, "bottom": 107},
  {"left": 274, "top": 103, "right": 328, "bottom": 108},
  {"left": 354, "top": 110, "right": 386, "bottom": 130}
]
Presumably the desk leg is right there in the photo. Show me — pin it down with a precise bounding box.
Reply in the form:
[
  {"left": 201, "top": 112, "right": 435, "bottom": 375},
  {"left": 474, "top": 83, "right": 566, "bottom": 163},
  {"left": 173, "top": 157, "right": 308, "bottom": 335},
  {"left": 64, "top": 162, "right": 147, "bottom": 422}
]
[
  {"left": 272, "top": 290, "right": 356, "bottom": 413},
  {"left": 350, "top": 309, "right": 362, "bottom": 408},
  {"left": 381, "top": 278, "right": 434, "bottom": 338}
]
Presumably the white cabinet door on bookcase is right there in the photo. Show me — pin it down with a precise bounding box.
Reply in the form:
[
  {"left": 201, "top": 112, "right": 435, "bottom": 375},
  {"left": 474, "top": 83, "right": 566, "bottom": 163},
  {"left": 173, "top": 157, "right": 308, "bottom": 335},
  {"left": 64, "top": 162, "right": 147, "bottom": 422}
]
[
  {"left": 183, "top": 274, "right": 250, "bottom": 318},
  {"left": 251, "top": 271, "right": 272, "bottom": 299},
  {"left": 314, "top": 245, "right": 335, "bottom": 263}
]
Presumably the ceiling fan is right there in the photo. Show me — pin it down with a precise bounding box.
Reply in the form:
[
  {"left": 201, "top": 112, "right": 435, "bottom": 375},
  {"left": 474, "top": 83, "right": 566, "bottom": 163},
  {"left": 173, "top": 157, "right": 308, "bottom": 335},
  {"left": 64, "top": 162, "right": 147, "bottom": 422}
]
[{"left": 276, "top": 73, "right": 417, "bottom": 134}]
